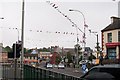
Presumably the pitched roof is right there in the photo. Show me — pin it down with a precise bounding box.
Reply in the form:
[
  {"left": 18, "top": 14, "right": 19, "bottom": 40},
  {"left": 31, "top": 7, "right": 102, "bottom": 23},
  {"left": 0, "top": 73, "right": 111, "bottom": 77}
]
[{"left": 101, "top": 17, "right": 120, "bottom": 32}]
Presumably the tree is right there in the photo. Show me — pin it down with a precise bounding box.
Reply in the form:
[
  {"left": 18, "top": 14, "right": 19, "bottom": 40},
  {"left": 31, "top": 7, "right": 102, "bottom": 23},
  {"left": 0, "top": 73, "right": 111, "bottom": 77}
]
[
  {"left": 66, "top": 51, "right": 73, "bottom": 63},
  {"left": 43, "top": 47, "right": 48, "bottom": 52},
  {"left": 38, "top": 47, "right": 50, "bottom": 52},
  {"left": 55, "top": 55, "right": 62, "bottom": 65},
  {"left": 4, "top": 46, "right": 12, "bottom": 52},
  {"left": 26, "top": 49, "right": 32, "bottom": 53}
]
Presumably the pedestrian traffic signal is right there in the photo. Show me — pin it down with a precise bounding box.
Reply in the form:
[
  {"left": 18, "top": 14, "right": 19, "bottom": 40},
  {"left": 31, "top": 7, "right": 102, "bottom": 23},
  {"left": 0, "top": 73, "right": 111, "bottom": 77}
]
[{"left": 8, "top": 42, "right": 22, "bottom": 58}]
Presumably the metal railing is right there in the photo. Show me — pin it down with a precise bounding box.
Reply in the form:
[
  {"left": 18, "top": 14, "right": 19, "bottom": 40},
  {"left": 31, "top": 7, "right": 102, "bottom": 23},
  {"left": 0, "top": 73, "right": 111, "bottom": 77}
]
[{"left": 24, "top": 65, "right": 81, "bottom": 80}]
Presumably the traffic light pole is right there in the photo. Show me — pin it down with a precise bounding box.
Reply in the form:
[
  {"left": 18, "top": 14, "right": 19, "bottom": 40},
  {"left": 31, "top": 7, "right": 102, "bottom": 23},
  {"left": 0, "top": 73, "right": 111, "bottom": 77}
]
[
  {"left": 96, "top": 34, "right": 100, "bottom": 58},
  {"left": 14, "top": 42, "right": 17, "bottom": 80}
]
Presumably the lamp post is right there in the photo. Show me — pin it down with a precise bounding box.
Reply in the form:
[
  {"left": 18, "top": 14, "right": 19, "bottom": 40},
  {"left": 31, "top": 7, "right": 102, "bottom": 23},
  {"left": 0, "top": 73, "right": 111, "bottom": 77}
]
[{"left": 69, "top": 9, "right": 88, "bottom": 61}]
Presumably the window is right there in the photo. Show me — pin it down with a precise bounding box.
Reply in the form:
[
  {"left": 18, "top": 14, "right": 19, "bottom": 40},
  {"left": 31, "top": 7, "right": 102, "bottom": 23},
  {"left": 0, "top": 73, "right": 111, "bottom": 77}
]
[
  {"left": 107, "top": 48, "right": 116, "bottom": 59},
  {"left": 118, "top": 31, "right": 120, "bottom": 42},
  {"left": 108, "top": 33, "right": 112, "bottom": 42}
]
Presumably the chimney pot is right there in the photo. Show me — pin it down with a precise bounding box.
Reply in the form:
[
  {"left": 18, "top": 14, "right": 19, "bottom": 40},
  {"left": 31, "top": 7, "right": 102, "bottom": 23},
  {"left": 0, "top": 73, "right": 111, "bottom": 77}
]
[{"left": 111, "top": 16, "right": 120, "bottom": 23}]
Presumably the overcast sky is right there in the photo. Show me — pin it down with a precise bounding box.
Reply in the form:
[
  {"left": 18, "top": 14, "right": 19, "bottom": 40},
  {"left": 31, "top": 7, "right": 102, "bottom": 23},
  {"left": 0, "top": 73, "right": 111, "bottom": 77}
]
[{"left": 0, "top": 0, "right": 119, "bottom": 49}]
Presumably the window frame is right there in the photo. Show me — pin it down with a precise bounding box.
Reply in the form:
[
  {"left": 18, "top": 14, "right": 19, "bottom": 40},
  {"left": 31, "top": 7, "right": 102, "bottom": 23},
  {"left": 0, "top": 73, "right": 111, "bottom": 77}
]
[{"left": 108, "top": 33, "right": 112, "bottom": 42}]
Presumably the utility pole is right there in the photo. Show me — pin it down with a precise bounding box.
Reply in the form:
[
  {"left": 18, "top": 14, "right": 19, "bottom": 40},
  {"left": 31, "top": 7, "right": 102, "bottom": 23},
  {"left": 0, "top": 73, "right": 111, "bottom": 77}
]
[{"left": 21, "top": 0, "right": 25, "bottom": 79}]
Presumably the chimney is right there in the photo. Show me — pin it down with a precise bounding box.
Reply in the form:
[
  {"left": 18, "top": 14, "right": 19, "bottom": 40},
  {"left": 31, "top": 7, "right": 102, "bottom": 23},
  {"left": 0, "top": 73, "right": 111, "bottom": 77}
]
[{"left": 111, "top": 16, "right": 120, "bottom": 23}]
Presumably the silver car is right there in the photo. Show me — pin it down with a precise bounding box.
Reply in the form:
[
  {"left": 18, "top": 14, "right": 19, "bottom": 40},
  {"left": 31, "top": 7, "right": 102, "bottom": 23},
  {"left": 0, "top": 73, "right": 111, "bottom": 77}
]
[
  {"left": 58, "top": 63, "right": 65, "bottom": 69},
  {"left": 46, "top": 63, "right": 53, "bottom": 68}
]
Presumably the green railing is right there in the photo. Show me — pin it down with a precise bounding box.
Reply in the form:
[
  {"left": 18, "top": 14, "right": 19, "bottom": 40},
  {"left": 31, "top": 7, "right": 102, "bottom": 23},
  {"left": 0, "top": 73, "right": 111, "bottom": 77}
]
[{"left": 24, "top": 65, "right": 80, "bottom": 80}]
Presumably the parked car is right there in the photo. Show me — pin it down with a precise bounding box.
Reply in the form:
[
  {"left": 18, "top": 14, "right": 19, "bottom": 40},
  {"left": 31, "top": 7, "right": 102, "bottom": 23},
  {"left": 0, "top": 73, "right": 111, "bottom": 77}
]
[
  {"left": 58, "top": 63, "right": 65, "bottom": 69},
  {"left": 53, "top": 64, "right": 58, "bottom": 68},
  {"left": 46, "top": 63, "right": 53, "bottom": 69},
  {"left": 80, "top": 64, "right": 120, "bottom": 80},
  {"left": 31, "top": 62, "right": 36, "bottom": 67}
]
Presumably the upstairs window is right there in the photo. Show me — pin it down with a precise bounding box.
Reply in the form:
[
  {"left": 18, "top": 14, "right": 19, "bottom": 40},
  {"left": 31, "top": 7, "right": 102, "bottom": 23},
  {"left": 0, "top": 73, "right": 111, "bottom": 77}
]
[
  {"left": 118, "top": 31, "right": 120, "bottom": 42},
  {"left": 108, "top": 33, "right": 112, "bottom": 42}
]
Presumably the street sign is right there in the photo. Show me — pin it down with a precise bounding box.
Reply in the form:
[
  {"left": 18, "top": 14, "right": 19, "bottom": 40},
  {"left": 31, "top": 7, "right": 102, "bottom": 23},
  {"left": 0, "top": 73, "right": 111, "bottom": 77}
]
[{"left": 65, "top": 59, "right": 68, "bottom": 62}]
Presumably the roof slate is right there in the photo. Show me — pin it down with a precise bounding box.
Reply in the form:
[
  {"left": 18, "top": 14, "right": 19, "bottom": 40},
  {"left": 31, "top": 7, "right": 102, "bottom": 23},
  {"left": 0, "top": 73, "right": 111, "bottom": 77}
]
[{"left": 101, "top": 20, "right": 120, "bottom": 32}]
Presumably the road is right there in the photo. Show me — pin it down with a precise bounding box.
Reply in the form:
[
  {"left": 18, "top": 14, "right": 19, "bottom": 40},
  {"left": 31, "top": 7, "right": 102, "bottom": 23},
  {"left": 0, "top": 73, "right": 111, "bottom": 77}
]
[{"left": 38, "top": 62, "right": 84, "bottom": 78}]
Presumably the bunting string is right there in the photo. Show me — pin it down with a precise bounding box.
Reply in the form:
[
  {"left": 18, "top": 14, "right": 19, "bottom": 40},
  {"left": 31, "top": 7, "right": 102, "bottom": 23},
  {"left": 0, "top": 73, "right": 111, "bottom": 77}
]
[
  {"left": 0, "top": 27, "right": 79, "bottom": 36},
  {"left": 46, "top": 1, "right": 98, "bottom": 41}
]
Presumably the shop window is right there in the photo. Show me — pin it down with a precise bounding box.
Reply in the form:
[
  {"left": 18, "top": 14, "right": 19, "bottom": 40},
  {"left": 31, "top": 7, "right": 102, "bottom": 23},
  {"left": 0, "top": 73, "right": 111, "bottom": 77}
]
[
  {"left": 108, "top": 33, "right": 112, "bottom": 42},
  {"left": 107, "top": 48, "right": 116, "bottom": 59},
  {"left": 118, "top": 31, "right": 120, "bottom": 42}
]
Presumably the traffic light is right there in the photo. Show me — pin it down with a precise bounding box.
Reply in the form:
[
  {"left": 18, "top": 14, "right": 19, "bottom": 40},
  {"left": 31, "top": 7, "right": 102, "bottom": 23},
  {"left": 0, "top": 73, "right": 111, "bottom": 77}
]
[
  {"left": 12, "top": 43, "right": 22, "bottom": 58},
  {"left": 8, "top": 42, "right": 22, "bottom": 58}
]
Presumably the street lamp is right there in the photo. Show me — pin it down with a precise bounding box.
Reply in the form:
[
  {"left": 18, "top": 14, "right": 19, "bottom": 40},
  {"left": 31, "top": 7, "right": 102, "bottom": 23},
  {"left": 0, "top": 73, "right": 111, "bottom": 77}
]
[{"left": 69, "top": 9, "right": 88, "bottom": 61}]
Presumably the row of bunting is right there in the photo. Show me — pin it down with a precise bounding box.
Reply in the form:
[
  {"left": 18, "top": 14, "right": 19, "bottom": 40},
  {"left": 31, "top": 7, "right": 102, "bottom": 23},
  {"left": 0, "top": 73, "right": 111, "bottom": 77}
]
[
  {"left": 0, "top": 27, "right": 79, "bottom": 35},
  {"left": 46, "top": 1, "right": 97, "bottom": 35}
]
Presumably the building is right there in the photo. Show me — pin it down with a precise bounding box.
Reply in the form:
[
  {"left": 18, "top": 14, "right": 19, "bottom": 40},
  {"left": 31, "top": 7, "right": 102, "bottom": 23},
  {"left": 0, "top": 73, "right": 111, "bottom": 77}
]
[
  {"left": 24, "top": 51, "right": 52, "bottom": 64},
  {"left": 24, "top": 53, "right": 38, "bottom": 64},
  {"left": 0, "top": 52, "right": 8, "bottom": 63},
  {"left": 0, "top": 43, "right": 8, "bottom": 62},
  {"left": 38, "top": 52, "right": 52, "bottom": 60},
  {"left": 101, "top": 16, "right": 120, "bottom": 60}
]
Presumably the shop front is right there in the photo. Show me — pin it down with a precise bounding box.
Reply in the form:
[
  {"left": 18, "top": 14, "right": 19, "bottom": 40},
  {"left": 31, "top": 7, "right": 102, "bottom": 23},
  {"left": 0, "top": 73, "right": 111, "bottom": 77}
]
[{"left": 106, "top": 42, "right": 120, "bottom": 59}]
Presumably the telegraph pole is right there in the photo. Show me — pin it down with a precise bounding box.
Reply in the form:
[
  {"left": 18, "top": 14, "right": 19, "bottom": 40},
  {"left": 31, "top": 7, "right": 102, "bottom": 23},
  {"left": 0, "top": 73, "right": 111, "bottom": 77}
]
[{"left": 21, "top": 0, "right": 25, "bottom": 79}]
